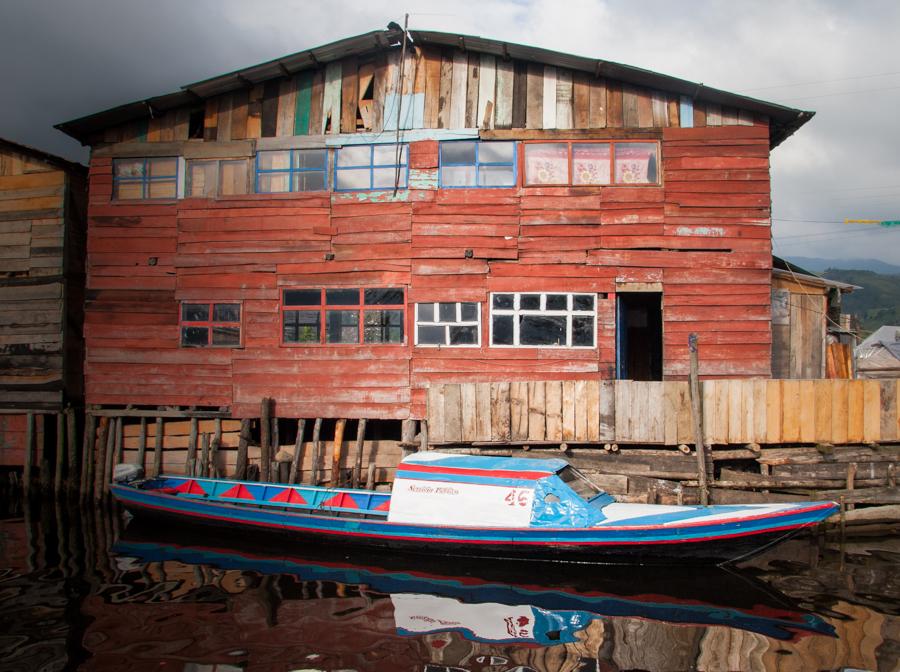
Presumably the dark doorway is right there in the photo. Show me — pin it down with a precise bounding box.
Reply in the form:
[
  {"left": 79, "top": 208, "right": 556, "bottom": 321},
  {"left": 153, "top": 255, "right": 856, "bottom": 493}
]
[{"left": 616, "top": 292, "right": 663, "bottom": 380}]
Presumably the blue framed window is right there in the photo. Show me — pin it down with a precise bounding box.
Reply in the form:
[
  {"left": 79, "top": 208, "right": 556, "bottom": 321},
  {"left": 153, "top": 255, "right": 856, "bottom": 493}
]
[
  {"left": 256, "top": 149, "right": 328, "bottom": 193},
  {"left": 334, "top": 144, "right": 408, "bottom": 191},
  {"left": 112, "top": 157, "right": 178, "bottom": 200},
  {"left": 439, "top": 141, "right": 517, "bottom": 188}
]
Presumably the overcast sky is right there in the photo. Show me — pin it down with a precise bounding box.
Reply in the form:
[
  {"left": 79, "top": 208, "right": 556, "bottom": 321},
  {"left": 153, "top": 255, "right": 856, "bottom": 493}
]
[{"left": 2, "top": 0, "right": 898, "bottom": 265}]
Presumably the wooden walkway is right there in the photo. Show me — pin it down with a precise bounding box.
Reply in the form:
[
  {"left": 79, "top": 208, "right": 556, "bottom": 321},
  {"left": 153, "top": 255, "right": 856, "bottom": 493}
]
[{"left": 426, "top": 379, "right": 900, "bottom": 446}]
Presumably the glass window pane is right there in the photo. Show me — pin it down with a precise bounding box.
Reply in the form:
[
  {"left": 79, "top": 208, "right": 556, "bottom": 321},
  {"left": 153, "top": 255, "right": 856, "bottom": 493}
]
[
  {"left": 294, "top": 171, "right": 325, "bottom": 192},
  {"left": 212, "top": 326, "right": 241, "bottom": 346},
  {"left": 337, "top": 145, "right": 370, "bottom": 167},
  {"left": 114, "top": 158, "right": 145, "bottom": 178},
  {"left": 284, "top": 310, "right": 320, "bottom": 343},
  {"left": 615, "top": 143, "right": 658, "bottom": 184},
  {"left": 364, "top": 309, "right": 403, "bottom": 343},
  {"left": 478, "top": 165, "right": 515, "bottom": 187},
  {"left": 524, "top": 143, "right": 568, "bottom": 185},
  {"left": 188, "top": 161, "right": 217, "bottom": 197},
  {"left": 449, "top": 325, "right": 478, "bottom": 345},
  {"left": 441, "top": 165, "right": 476, "bottom": 187},
  {"left": 438, "top": 302, "right": 456, "bottom": 322},
  {"left": 149, "top": 157, "right": 178, "bottom": 177},
  {"left": 373, "top": 144, "right": 406, "bottom": 165},
  {"left": 519, "top": 315, "right": 566, "bottom": 346},
  {"left": 181, "top": 326, "right": 208, "bottom": 347},
  {"left": 326, "top": 310, "right": 359, "bottom": 343},
  {"left": 573, "top": 294, "right": 595, "bottom": 311},
  {"left": 258, "top": 150, "right": 291, "bottom": 171},
  {"left": 417, "top": 324, "right": 446, "bottom": 345},
  {"left": 546, "top": 294, "right": 567, "bottom": 311},
  {"left": 417, "top": 303, "right": 434, "bottom": 322},
  {"left": 372, "top": 167, "right": 405, "bottom": 189},
  {"left": 460, "top": 302, "right": 478, "bottom": 322},
  {"left": 441, "top": 141, "right": 476, "bottom": 165},
  {"left": 335, "top": 168, "right": 370, "bottom": 190},
  {"left": 572, "top": 316, "right": 595, "bottom": 346},
  {"left": 257, "top": 173, "right": 291, "bottom": 193},
  {"left": 284, "top": 289, "right": 321, "bottom": 306},
  {"left": 147, "top": 180, "right": 176, "bottom": 199},
  {"left": 492, "top": 315, "right": 514, "bottom": 345},
  {"left": 219, "top": 160, "right": 248, "bottom": 195},
  {"left": 327, "top": 288, "right": 360, "bottom": 305},
  {"left": 182, "top": 303, "right": 210, "bottom": 321},
  {"left": 364, "top": 288, "right": 404, "bottom": 305},
  {"left": 114, "top": 181, "right": 144, "bottom": 200},
  {"left": 572, "top": 143, "right": 611, "bottom": 185},
  {"left": 520, "top": 294, "right": 541, "bottom": 310},
  {"left": 493, "top": 294, "right": 514, "bottom": 310},
  {"left": 294, "top": 149, "right": 326, "bottom": 169},
  {"left": 213, "top": 303, "right": 240, "bottom": 322},
  {"left": 478, "top": 142, "right": 515, "bottom": 163}
]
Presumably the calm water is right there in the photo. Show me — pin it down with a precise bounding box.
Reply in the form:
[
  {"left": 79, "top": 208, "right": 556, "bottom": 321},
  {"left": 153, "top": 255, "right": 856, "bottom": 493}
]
[{"left": 0, "top": 497, "right": 897, "bottom": 672}]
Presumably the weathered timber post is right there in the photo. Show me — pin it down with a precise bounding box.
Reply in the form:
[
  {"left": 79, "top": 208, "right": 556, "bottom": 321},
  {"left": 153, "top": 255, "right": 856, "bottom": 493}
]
[
  {"left": 23, "top": 412, "right": 34, "bottom": 499},
  {"left": 309, "top": 418, "right": 323, "bottom": 485},
  {"left": 200, "top": 433, "right": 210, "bottom": 478},
  {"left": 352, "top": 418, "right": 367, "bottom": 489},
  {"left": 401, "top": 419, "right": 417, "bottom": 458},
  {"left": 211, "top": 418, "right": 222, "bottom": 478},
  {"left": 136, "top": 418, "right": 147, "bottom": 471},
  {"left": 846, "top": 462, "right": 857, "bottom": 511},
  {"left": 332, "top": 419, "right": 347, "bottom": 486},
  {"left": 289, "top": 419, "right": 306, "bottom": 484},
  {"left": 366, "top": 462, "right": 376, "bottom": 491},
  {"left": 260, "top": 398, "right": 272, "bottom": 482},
  {"left": 688, "top": 334, "right": 710, "bottom": 506},
  {"left": 65, "top": 407, "right": 78, "bottom": 495},
  {"left": 80, "top": 413, "right": 96, "bottom": 500},
  {"left": 114, "top": 416, "right": 124, "bottom": 468},
  {"left": 152, "top": 417, "right": 163, "bottom": 477},
  {"left": 54, "top": 412, "right": 65, "bottom": 495},
  {"left": 93, "top": 417, "right": 109, "bottom": 499},
  {"left": 186, "top": 417, "right": 199, "bottom": 477},
  {"left": 235, "top": 419, "right": 251, "bottom": 480},
  {"left": 40, "top": 414, "right": 52, "bottom": 493},
  {"left": 102, "top": 417, "right": 116, "bottom": 496}
]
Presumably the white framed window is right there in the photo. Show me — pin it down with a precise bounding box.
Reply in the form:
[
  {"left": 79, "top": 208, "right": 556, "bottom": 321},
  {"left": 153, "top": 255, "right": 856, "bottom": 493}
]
[
  {"left": 490, "top": 293, "right": 596, "bottom": 348},
  {"left": 415, "top": 302, "right": 481, "bottom": 346}
]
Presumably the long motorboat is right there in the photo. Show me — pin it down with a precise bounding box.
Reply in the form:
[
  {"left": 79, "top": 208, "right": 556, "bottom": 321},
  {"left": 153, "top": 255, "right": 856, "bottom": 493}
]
[{"left": 110, "top": 451, "right": 838, "bottom": 565}]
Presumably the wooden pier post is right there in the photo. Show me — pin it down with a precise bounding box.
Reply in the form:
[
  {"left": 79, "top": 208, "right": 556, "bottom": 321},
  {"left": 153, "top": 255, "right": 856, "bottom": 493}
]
[
  {"left": 93, "top": 417, "right": 109, "bottom": 499},
  {"left": 80, "top": 413, "right": 96, "bottom": 500},
  {"left": 260, "top": 398, "right": 272, "bottom": 482},
  {"left": 186, "top": 417, "right": 198, "bottom": 477},
  {"left": 309, "top": 418, "right": 323, "bottom": 485},
  {"left": 23, "top": 412, "right": 34, "bottom": 499},
  {"left": 332, "top": 419, "right": 346, "bottom": 486},
  {"left": 152, "top": 417, "right": 163, "bottom": 477},
  {"left": 54, "top": 412, "right": 65, "bottom": 495},
  {"left": 40, "top": 414, "right": 52, "bottom": 493},
  {"left": 136, "top": 418, "right": 147, "bottom": 471},
  {"left": 200, "top": 433, "right": 211, "bottom": 478},
  {"left": 102, "top": 417, "right": 116, "bottom": 496},
  {"left": 688, "top": 334, "right": 710, "bottom": 506},
  {"left": 235, "top": 419, "right": 250, "bottom": 480},
  {"left": 211, "top": 418, "right": 222, "bottom": 478},
  {"left": 65, "top": 407, "right": 78, "bottom": 495},
  {"left": 352, "top": 418, "right": 367, "bottom": 488},
  {"left": 289, "top": 419, "right": 306, "bottom": 484}
]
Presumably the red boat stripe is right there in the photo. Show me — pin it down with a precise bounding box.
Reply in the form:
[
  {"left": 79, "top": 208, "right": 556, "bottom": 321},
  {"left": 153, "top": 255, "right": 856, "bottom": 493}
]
[
  {"left": 397, "top": 464, "right": 548, "bottom": 481},
  {"left": 600, "top": 502, "right": 837, "bottom": 531}
]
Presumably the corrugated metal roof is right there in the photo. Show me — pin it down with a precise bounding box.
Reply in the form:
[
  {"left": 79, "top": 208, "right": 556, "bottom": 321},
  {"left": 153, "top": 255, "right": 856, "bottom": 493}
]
[{"left": 56, "top": 27, "right": 812, "bottom": 148}]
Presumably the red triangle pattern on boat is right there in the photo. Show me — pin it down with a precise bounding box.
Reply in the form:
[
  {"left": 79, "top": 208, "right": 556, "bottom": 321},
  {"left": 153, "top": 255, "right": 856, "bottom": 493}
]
[
  {"left": 220, "top": 484, "right": 255, "bottom": 500},
  {"left": 374, "top": 499, "right": 390, "bottom": 511},
  {"left": 323, "top": 493, "right": 359, "bottom": 509},
  {"left": 174, "top": 479, "right": 206, "bottom": 495},
  {"left": 270, "top": 488, "right": 307, "bottom": 504}
]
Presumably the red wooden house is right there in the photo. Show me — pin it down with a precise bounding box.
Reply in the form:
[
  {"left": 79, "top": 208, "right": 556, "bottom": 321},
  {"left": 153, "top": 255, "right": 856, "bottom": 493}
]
[{"left": 56, "top": 28, "right": 817, "bottom": 481}]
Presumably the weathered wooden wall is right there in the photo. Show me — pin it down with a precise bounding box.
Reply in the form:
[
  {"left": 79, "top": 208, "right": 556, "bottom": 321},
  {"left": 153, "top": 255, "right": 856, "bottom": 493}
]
[
  {"left": 84, "top": 124, "right": 773, "bottom": 419},
  {"left": 771, "top": 274, "right": 827, "bottom": 379},
  {"left": 426, "top": 378, "right": 900, "bottom": 446}
]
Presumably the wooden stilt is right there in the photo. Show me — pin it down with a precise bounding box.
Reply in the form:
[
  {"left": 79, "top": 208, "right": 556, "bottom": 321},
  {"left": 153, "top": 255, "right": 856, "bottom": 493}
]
[
  {"left": 200, "top": 433, "right": 211, "bottom": 478},
  {"left": 93, "top": 417, "right": 109, "bottom": 499},
  {"left": 260, "top": 398, "right": 272, "bottom": 482},
  {"left": 23, "top": 412, "right": 34, "bottom": 499},
  {"left": 401, "top": 419, "right": 417, "bottom": 458},
  {"left": 211, "top": 418, "right": 222, "bottom": 478},
  {"left": 136, "top": 417, "right": 147, "bottom": 471},
  {"left": 153, "top": 417, "right": 163, "bottom": 477},
  {"left": 114, "top": 416, "right": 124, "bottom": 467},
  {"left": 289, "top": 419, "right": 306, "bottom": 485},
  {"left": 332, "top": 419, "right": 347, "bottom": 486},
  {"left": 186, "top": 417, "right": 198, "bottom": 477},
  {"left": 102, "top": 417, "right": 115, "bottom": 497},
  {"left": 366, "top": 462, "right": 376, "bottom": 491},
  {"left": 80, "top": 413, "right": 96, "bottom": 500},
  {"left": 66, "top": 407, "right": 78, "bottom": 495},
  {"left": 309, "top": 418, "right": 323, "bottom": 485},
  {"left": 235, "top": 419, "right": 250, "bottom": 480},
  {"left": 40, "top": 414, "right": 52, "bottom": 493},
  {"left": 54, "top": 412, "right": 65, "bottom": 495},
  {"left": 352, "top": 418, "right": 367, "bottom": 488},
  {"left": 688, "top": 334, "right": 709, "bottom": 506}
]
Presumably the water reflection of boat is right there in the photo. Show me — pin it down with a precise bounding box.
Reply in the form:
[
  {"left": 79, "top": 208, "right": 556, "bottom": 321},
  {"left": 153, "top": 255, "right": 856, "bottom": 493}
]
[{"left": 114, "top": 522, "right": 834, "bottom": 643}]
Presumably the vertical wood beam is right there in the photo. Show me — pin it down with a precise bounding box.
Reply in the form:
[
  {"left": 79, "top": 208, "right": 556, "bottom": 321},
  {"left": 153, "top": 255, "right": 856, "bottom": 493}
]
[
  {"left": 352, "top": 418, "right": 367, "bottom": 489},
  {"left": 689, "top": 334, "right": 709, "bottom": 506},
  {"left": 235, "top": 419, "right": 250, "bottom": 480},
  {"left": 332, "top": 418, "right": 347, "bottom": 486},
  {"left": 23, "top": 412, "right": 34, "bottom": 499},
  {"left": 153, "top": 418, "right": 163, "bottom": 477},
  {"left": 260, "top": 398, "right": 272, "bottom": 482},
  {"left": 54, "top": 412, "right": 64, "bottom": 495},
  {"left": 290, "top": 418, "right": 306, "bottom": 485}
]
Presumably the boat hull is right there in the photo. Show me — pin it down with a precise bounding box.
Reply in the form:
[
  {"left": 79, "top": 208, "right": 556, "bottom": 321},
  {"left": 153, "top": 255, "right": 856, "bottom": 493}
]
[{"left": 112, "top": 483, "right": 835, "bottom": 565}]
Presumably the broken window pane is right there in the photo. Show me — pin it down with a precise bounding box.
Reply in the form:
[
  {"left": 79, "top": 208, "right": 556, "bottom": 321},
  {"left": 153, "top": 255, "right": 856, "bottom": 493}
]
[
  {"left": 492, "top": 315, "right": 514, "bottom": 345},
  {"left": 519, "top": 315, "right": 566, "bottom": 346},
  {"left": 326, "top": 310, "right": 359, "bottom": 343}
]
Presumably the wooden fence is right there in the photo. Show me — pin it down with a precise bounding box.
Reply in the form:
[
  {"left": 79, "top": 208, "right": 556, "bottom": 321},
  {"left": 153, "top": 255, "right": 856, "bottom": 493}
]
[{"left": 426, "top": 379, "right": 900, "bottom": 446}]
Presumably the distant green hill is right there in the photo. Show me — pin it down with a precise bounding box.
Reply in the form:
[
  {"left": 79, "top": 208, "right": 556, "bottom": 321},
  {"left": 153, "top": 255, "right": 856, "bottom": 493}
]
[{"left": 822, "top": 269, "right": 900, "bottom": 334}]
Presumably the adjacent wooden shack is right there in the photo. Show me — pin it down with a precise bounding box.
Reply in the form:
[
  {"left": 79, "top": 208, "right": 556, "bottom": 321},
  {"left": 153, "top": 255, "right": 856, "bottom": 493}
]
[{"left": 0, "top": 139, "right": 86, "bottom": 488}]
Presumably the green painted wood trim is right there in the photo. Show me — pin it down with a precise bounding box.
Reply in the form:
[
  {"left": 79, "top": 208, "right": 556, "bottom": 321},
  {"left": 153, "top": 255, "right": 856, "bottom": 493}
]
[{"left": 294, "top": 71, "right": 314, "bottom": 136}]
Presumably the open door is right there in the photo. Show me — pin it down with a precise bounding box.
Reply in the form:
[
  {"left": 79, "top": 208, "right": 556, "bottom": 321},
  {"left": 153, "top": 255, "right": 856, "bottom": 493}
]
[{"left": 616, "top": 292, "right": 663, "bottom": 381}]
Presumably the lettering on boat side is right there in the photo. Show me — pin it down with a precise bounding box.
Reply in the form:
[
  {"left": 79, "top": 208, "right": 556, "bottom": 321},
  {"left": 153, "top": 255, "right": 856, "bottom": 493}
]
[
  {"left": 409, "top": 483, "right": 460, "bottom": 496},
  {"left": 388, "top": 478, "right": 536, "bottom": 527}
]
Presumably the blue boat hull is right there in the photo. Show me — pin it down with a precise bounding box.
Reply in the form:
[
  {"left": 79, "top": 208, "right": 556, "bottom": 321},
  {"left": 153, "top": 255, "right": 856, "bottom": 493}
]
[{"left": 112, "top": 482, "right": 836, "bottom": 565}]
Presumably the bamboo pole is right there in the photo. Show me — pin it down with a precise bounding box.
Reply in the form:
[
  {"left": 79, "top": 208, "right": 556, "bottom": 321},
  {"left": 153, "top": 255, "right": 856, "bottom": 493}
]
[
  {"left": 352, "top": 418, "right": 367, "bottom": 488},
  {"left": 688, "top": 334, "right": 710, "bottom": 506},
  {"left": 23, "top": 412, "right": 34, "bottom": 499},
  {"left": 332, "top": 419, "right": 347, "bottom": 486},
  {"left": 289, "top": 419, "right": 306, "bottom": 485},
  {"left": 153, "top": 417, "right": 163, "bottom": 477},
  {"left": 260, "top": 398, "right": 272, "bottom": 482}
]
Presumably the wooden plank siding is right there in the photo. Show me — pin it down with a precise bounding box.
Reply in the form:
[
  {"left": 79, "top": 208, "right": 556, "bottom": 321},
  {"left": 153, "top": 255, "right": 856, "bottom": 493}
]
[{"left": 426, "top": 379, "right": 900, "bottom": 446}]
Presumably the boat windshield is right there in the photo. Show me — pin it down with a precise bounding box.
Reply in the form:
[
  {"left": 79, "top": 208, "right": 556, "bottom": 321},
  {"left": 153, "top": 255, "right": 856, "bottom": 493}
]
[{"left": 557, "top": 466, "right": 605, "bottom": 501}]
